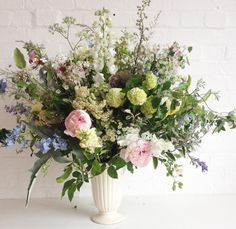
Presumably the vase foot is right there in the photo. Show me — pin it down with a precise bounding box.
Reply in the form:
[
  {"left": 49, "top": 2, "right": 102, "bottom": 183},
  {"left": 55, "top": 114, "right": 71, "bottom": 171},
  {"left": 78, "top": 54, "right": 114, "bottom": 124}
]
[{"left": 90, "top": 212, "right": 125, "bottom": 225}]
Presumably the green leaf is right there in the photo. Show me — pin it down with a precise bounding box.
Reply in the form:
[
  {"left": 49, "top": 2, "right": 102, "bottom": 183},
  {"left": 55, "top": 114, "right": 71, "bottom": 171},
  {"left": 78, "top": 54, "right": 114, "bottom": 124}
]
[
  {"left": 52, "top": 154, "right": 71, "bottom": 163},
  {"left": 188, "top": 46, "right": 193, "bottom": 52},
  {"left": 16, "top": 80, "right": 28, "bottom": 88},
  {"left": 178, "top": 182, "right": 183, "bottom": 189},
  {"left": 0, "top": 128, "right": 10, "bottom": 144},
  {"left": 153, "top": 157, "right": 158, "bottom": 169},
  {"left": 162, "top": 81, "right": 171, "bottom": 91},
  {"left": 127, "top": 162, "right": 134, "bottom": 173},
  {"left": 25, "top": 153, "right": 52, "bottom": 207},
  {"left": 91, "top": 160, "right": 102, "bottom": 176},
  {"left": 76, "top": 181, "right": 83, "bottom": 191},
  {"left": 126, "top": 74, "right": 142, "bottom": 89},
  {"left": 213, "top": 119, "right": 226, "bottom": 133},
  {"left": 56, "top": 166, "right": 72, "bottom": 183},
  {"left": 166, "top": 152, "right": 176, "bottom": 161},
  {"left": 108, "top": 166, "right": 118, "bottom": 179},
  {"left": 14, "top": 48, "right": 26, "bottom": 69},
  {"left": 170, "top": 99, "right": 180, "bottom": 111},
  {"left": 186, "top": 75, "right": 191, "bottom": 90},
  {"left": 72, "top": 171, "right": 82, "bottom": 178},
  {"left": 202, "top": 90, "right": 212, "bottom": 102},
  {"left": 151, "top": 96, "right": 161, "bottom": 108},
  {"left": 109, "top": 156, "right": 126, "bottom": 170},
  {"left": 61, "top": 179, "right": 75, "bottom": 198},
  {"left": 172, "top": 89, "right": 184, "bottom": 99},
  {"left": 83, "top": 151, "right": 95, "bottom": 160},
  {"left": 67, "top": 183, "right": 77, "bottom": 202}
]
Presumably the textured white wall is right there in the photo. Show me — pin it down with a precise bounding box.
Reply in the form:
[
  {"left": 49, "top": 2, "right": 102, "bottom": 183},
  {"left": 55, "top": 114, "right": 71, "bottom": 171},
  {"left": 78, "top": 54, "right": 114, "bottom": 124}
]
[{"left": 0, "top": 0, "right": 236, "bottom": 199}]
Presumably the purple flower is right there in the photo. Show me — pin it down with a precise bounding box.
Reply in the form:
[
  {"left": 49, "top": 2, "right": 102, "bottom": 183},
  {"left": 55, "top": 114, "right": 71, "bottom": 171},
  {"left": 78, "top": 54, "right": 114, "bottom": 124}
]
[
  {"left": 32, "top": 114, "right": 39, "bottom": 122},
  {"left": 197, "top": 160, "right": 208, "bottom": 172},
  {"left": 154, "top": 70, "right": 159, "bottom": 76},
  {"left": 5, "top": 102, "right": 28, "bottom": 115},
  {"left": 0, "top": 79, "right": 7, "bottom": 94},
  {"left": 191, "top": 157, "right": 208, "bottom": 172}
]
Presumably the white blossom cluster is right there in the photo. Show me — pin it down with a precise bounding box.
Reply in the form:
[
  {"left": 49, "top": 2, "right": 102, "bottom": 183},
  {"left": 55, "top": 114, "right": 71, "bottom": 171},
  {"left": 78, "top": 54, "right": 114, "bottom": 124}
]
[
  {"left": 92, "top": 8, "right": 117, "bottom": 82},
  {"left": 117, "top": 127, "right": 174, "bottom": 157}
]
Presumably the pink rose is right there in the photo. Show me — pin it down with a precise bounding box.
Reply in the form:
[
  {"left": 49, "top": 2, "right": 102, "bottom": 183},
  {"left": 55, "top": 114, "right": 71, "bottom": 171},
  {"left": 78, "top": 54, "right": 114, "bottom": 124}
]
[
  {"left": 120, "top": 139, "right": 152, "bottom": 167},
  {"left": 64, "top": 109, "right": 92, "bottom": 137}
]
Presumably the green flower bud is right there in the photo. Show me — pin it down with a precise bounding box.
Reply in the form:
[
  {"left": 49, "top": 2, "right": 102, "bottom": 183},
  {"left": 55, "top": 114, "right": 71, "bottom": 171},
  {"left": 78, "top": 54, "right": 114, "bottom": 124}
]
[
  {"left": 143, "top": 72, "right": 157, "bottom": 90},
  {"left": 127, "top": 87, "right": 147, "bottom": 105},
  {"left": 106, "top": 88, "right": 125, "bottom": 108},
  {"left": 141, "top": 97, "right": 157, "bottom": 116}
]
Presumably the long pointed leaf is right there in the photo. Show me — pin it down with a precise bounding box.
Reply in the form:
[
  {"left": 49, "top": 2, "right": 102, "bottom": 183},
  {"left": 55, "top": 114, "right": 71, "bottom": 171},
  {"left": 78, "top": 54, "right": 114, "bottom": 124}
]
[
  {"left": 52, "top": 153, "right": 71, "bottom": 163},
  {"left": 25, "top": 153, "right": 51, "bottom": 207}
]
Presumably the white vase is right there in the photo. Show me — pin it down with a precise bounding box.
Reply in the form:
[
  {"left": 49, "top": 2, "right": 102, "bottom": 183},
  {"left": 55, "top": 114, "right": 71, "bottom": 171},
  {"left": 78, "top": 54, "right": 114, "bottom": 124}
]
[{"left": 90, "top": 168, "right": 125, "bottom": 224}]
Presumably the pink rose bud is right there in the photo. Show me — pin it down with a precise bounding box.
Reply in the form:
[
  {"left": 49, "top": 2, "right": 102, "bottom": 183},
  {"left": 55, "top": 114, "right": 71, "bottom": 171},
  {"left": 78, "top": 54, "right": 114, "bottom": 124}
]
[
  {"left": 120, "top": 139, "right": 152, "bottom": 167},
  {"left": 64, "top": 109, "right": 92, "bottom": 137},
  {"left": 29, "top": 51, "right": 40, "bottom": 65}
]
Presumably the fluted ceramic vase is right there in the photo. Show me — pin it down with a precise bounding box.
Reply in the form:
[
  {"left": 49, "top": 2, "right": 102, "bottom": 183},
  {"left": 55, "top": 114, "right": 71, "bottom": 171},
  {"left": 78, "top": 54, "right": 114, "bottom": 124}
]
[{"left": 91, "top": 169, "right": 125, "bottom": 224}]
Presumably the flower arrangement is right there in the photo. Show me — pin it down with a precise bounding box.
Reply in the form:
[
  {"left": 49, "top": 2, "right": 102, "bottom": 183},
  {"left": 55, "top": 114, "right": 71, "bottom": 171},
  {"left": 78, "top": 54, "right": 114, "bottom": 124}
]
[{"left": 0, "top": 0, "right": 236, "bottom": 205}]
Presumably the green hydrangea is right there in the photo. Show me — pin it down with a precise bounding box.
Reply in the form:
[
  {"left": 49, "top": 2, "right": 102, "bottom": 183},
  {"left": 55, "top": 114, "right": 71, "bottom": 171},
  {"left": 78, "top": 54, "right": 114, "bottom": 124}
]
[
  {"left": 75, "top": 128, "right": 101, "bottom": 150},
  {"left": 106, "top": 88, "right": 125, "bottom": 108},
  {"left": 127, "top": 87, "right": 147, "bottom": 105},
  {"left": 143, "top": 72, "right": 157, "bottom": 90},
  {"left": 141, "top": 97, "right": 157, "bottom": 116}
]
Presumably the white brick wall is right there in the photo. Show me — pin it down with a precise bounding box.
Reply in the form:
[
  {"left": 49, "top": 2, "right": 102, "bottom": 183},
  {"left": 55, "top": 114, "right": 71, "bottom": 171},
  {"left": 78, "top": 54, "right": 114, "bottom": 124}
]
[{"left": 0, "top": 0, "right": 236, "bottom": 199}]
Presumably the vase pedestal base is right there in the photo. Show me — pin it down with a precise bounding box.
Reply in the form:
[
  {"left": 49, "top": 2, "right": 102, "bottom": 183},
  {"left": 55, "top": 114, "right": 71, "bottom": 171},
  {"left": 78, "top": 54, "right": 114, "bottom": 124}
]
[{"left": 90, "top": 212, "right": 125, "bottom": 225}]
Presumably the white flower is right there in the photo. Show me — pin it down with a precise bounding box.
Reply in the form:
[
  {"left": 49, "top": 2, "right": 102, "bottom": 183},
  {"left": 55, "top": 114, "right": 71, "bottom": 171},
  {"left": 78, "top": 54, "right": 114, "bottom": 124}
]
[
  {"left": 162, "top": 141, "right": 175, "bottom": 152},
  {"left": 149, "top": 135, "right": 174, "bottom": 157},
  {"left": 93, "top": 73, "right": 105, "bottom": 83},
  {"left": 117, "top": 127, "right": 140, "bottom": 147},
  {"left": 150, "top": 135, "right": 163, "bottom": 156},
  {"left": 109, "top": 64, "right": 117, "bottom": 74}
]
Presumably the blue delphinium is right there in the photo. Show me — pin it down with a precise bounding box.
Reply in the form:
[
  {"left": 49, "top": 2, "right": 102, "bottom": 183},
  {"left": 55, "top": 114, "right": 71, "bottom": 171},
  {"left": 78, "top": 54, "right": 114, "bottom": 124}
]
[
  {"left": 5, "top": 123, "right": 25, "bottom": 147},
  {"left": 0, "top": 79, "right": 7, "bottom": 94},
  {"left": 20, "top": 139, "right": 29, "bottom": 147},
  {"left": 35, "top": 134, "right": 68, "bottom": 154},
  {"left": 52, "top": 134, "right": 68, "bottom": 151},
  {"left": 35, "top": 138, "right": 52, "bottom": 154}
]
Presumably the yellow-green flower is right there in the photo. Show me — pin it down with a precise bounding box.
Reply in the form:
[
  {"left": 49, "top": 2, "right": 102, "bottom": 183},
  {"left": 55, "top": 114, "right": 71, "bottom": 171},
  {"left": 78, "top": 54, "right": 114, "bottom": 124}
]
[
  {"left": 143, "top": 72, "right": 157, "bottom": 90},
  {"left": 31, "top": 102, "right": 43, "bottom": 113},
  {"left": 141, "top": 97, "right": 157, "bottom": 116},
  {"left": 75, "top": 128, "right": 101, "bottom": 150},
  {"left": 127, "top": 87, "right": 147, "bottom": 105},
  {"left": 166, "top": 100, "right": 180, "bottom": 116},
  {"left": 106, "top": 88, "right": 125, "bottom": 108}
]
